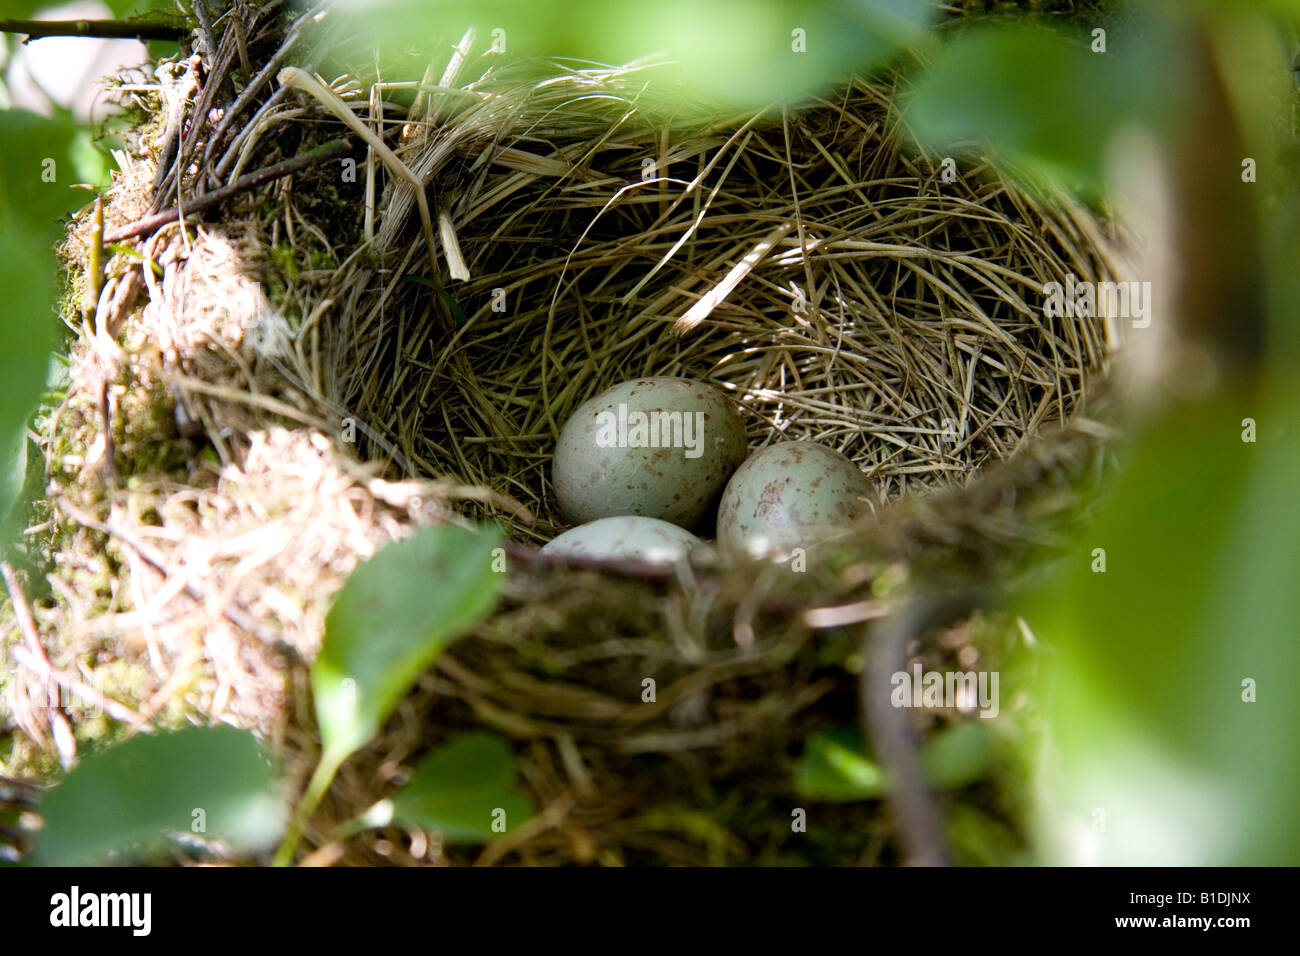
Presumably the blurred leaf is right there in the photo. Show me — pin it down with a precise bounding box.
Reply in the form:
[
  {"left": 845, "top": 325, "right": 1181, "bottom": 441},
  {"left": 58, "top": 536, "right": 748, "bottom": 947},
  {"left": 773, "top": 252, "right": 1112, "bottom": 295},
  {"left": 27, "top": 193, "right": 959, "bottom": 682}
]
[
  {"left": 387, "top": 732, "right": 535, "bottom": 842},
  {"left": 0, "top": 110, "right": 101, "bottom": 222},
  {"left": 104, "top": 0, "right": 181, "bottom": 14},
  {"left": 318, "top": 0, "right": 937, "bottom": 110},
  {"left": 906, "top": 22, "right": 1180, "bottom": 193},
  {"left": 794, "top": 729, "right": 886, "bottom": 801},
  {"left": 0, "top": 226, "right": 53, "bottom": 520},
  {"left": 34, "top": 726, "right": 285, "bottom": 865},
  {"left": 0, "top": 1, "right": 52, "bottom": 16},
  {"left": 312, "top": 524, "right": 503, "bottom": 762},
  {"left": 919, "top": 721, "right": 996, "bottom": 790},
  {"left": 1, "top": 431, "right": 42, "bottom": 543},
  {"left": 796, "top": 721, "right": 997, "bottom": 801},
  {"left": 0, "top": 109, "right": 88, "bottom": 535},
  {"left": 1028, "top": 382, "right": 1300, "bottom": 864},
  {"left": 944, "top": 803, "right": 1026, "bottom": 866}
]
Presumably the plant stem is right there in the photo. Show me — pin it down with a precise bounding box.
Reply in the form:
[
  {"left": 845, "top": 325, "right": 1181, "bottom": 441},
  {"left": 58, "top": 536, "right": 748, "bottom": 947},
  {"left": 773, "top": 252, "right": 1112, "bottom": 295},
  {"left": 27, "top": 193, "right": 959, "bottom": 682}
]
[
  {"left": 860, "top": 591, "right": 984, "bottom": 867},
  {"left": 83, "top": 193, "right": 103, "bottom": 326},
  {"left": 272, "top": 750, "right": 344, "bottom": 867},
  {"left": 104, "top": 138, "right": 352, "bottom": 243},
  {"left": 0, "top": 18, "right": 188, "bottom": 42}
]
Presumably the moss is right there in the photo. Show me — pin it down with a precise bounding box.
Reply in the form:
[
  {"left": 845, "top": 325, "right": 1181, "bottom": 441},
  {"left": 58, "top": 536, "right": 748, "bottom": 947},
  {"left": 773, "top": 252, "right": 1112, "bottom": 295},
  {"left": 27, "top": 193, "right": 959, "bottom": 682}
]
[{"left": 270, "top": 243, "right": 300, "bottom": 282}]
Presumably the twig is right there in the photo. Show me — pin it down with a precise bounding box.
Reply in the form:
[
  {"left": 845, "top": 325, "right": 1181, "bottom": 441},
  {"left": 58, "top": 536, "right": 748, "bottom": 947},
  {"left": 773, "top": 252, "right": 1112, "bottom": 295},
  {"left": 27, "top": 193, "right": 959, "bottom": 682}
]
[
  {"left": 201, "top": 1, "right": 326, "bottom": 182},
  {"left": 105, "top": 138, "right": 352, "bottom": 243},
  {"left": 0, "top": 775, "right": 41, "bottom": 810},
  {"left": 191, "top": 0, "right": 218, "bottom": 62},
  {"left": 229, "top": 3, "right": 253, "bottom": 85},
  {"left": 158, "top": 21, "right": 240, "bottom": 211},
  {"left": 0, "top": 560, "right": 46, "bottom": 666},
  {"left": 10, "top": 646, "right": 147, "bottom": 728},
  {"left": 1, "top": 560, "right": 89, "bottom": 765},
  {"left": 53, "top": 497, "right": 299, "bottom": 662},
  {"left": 0, "top": 18, "right": 187, "bottom": 41},
  {"left": 278, "top": 67, "right": 451, "bottom": 280},
  {"left": 861, "top": 590, "right": 984, "bottom": 867}
]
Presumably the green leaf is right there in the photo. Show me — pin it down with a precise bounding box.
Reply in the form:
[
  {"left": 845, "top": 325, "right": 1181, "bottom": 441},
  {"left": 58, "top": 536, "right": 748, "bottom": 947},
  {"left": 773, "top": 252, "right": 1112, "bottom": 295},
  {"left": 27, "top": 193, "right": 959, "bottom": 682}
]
[
  {"left": 0, "top": 109, "right": 94, "bottom": 538},
  {"left": 1027, "top": 383, "right": 1300, "bottom": 864},
  {"left": 387, "top": 732, "right": 535, "bottom": 842},
  {"left": 312, "top": 524, "right": 504, "bottom": 762},
  {"left": 795, "top": 722, "right": 996, "bottom": 801},
  {"left": 104, "top": 0, "right": 181, "bottom": 14},
  {"left": 0, "top": 109, "right": 101, "bottom": 226},
  {"left": 0, "top": 234, "right": 55, "bottom": 529},
  {"left": 313, "top": 0, "right": 937, "bottom": 111},
  {"left": 34, "top": 726, "right": 285, "bottom": 866},
  {"left": 918, "top": 721, "right": 995, "bottom": 790},
  {"left": 905, "top": 23, "right": 1180, "bottom": 194},
  {"left": 0, "top": 1, "right": 55, "bottom": 16},
  {"left": 794, "top": 729, "right": 886, "bottom": 801},
  {"left": 403, "top": 273, "right": 467, "bottom": 326}
]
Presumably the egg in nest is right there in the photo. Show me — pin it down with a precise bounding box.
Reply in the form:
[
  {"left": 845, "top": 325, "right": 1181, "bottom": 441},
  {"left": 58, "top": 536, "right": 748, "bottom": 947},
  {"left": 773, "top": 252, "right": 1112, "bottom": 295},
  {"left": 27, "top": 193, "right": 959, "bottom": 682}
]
[
  {"left": 717, "top": 441, "right": 875, "bottom": 557},
  {"left": 551, "top": 377, "right": 748, "bottom": 529}
]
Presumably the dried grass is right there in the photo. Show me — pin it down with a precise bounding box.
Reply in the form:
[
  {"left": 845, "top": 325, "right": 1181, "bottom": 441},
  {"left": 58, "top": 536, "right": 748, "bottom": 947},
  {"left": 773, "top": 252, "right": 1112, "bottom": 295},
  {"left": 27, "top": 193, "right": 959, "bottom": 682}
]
[{"left": 304, "top": 56, "right": 1121, "bottom": 542}]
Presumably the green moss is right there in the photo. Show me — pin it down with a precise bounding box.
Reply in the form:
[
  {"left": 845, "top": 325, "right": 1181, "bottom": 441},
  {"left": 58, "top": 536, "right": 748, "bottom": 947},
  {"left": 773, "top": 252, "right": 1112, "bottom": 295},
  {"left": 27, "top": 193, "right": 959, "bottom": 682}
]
[{"left": 270, "top": 243, "right": 300, "bottom": 281}]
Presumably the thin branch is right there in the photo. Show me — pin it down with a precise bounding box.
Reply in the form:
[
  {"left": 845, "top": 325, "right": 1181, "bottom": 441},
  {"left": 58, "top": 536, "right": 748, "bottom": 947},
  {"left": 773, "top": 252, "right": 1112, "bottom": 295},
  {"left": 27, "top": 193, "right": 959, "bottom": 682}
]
[
  {"left": 204, "top": 1, "right": 327, "bottom": 183},
  {"left": 53, "top": 497, "right": 299, "bottom": 662},
  {"left": 0, "top": 560, "right": 47, "bottom": 666},
  {"left": 191, "top": 0, "right": 218, "bottom": 61},
  {"left": 861, "top": 590, "right": 984, "bottom": 867},
  {"left": 104, "top": 138, "right": 352, "bottom": 243},
  {"left": 0, "top": 18, "right": 187, "bottom": 42},
  {"left": 0, "top": 775, "right": 41, "bottom": 809}
]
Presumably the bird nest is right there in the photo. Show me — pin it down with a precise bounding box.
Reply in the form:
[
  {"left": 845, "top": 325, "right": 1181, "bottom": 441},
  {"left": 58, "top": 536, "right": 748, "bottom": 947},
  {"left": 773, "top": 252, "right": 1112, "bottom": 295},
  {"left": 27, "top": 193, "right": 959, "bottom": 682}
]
[{"left": 2, "top": 4, "right": 1129, "bottom": 865}]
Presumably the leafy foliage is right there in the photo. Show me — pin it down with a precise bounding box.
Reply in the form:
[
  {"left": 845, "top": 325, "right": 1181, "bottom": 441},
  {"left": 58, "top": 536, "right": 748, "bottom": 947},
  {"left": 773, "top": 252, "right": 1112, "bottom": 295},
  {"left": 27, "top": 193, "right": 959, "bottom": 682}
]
[
  {"left": 312, "top": 524, "right": 504, "bottom": 763},
  {"left": 795, "top": 722, "right": 997, "bottom": 801},
  {"left": 0, "top": 109, "right": 98, "bottom": 523},
  {"left": 1027, "top": 386, "right": 1300, "bottom": 864},
  {"left": 388, "top": 732, "right": 535, "bottom": 842},
  {"left": 318, "top": 0, "right": 936, "bottom": 109},
  {"left": 906, "top": 22, "right": 1180, "bottom": 194},
  {"left": 34, "top": 726, "right": 284, "bottom": 865}
]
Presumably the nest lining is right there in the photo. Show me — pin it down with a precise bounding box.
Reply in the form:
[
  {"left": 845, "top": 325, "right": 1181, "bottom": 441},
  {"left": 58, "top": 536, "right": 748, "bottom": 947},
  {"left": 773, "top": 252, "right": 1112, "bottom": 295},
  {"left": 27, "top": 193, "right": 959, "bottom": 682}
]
[{"left": 306, "top": 59, "right": 1119, "bottom": 543}]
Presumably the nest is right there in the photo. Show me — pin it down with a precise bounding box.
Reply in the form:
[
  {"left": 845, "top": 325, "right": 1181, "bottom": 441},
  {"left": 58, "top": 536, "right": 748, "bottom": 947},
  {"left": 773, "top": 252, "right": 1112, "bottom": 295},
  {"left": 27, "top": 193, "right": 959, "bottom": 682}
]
[
  {"left": 319, "top": 61, "right": 1117, "bottom": 538},
  {"left": 1, "top": 3, "right": 1130, "bottom": 865}
]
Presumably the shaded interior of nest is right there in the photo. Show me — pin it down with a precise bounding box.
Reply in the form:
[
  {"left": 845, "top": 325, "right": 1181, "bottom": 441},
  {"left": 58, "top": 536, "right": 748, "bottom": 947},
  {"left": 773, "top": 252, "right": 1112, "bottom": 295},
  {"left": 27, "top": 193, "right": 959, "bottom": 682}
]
[{"left": 270, "top": 57, "right": 1120, "bottom": 544}]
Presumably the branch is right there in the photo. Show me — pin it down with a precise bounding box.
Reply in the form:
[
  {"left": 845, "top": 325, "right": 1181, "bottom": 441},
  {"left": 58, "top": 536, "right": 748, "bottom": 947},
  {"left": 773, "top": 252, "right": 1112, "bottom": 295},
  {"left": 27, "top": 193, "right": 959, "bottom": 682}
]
[
  {"left": 861, "top": 590, "right": 984, "bottom": 867},
  {"left": 54, "top": 497, "right": 299, "bottom": 662},
  {"left": 104, "top": 138, "right": 352, "bottom": 243},
  {"left": 0, "top": 18, "right": 188, "bottom": 42}
]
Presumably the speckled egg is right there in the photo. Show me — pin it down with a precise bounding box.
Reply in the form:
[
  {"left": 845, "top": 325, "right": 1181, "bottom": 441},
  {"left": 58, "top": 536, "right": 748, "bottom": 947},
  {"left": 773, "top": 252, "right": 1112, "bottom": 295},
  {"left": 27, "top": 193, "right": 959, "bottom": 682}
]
[
  {"left": 552, "top": 377, "right": 748, "bottom": 529},
  {"left": 717, "top": 441, "right": 874, "bottom": 556},
  {"left": 540, "top": 516, "right": 702, "bottom": 564}
]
